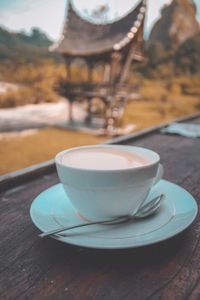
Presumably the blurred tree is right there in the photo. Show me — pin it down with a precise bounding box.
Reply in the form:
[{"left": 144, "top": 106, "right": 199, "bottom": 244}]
[{"left": 147, "top": 42, "right": 169, "bottom": 66}]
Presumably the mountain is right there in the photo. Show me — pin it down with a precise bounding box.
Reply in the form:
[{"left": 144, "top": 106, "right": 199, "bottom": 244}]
[
  {"left": 139, "top": 31, "right": 200, "bottom": 77},
  {"left": 140, "top": 0, "right": 200, "bottom": 76},
  {"left": 0, "top": 27, "right": 60, "bottom": 62},
  {"left": 148, "top": 0, "right": 200, "bottom": 49}
]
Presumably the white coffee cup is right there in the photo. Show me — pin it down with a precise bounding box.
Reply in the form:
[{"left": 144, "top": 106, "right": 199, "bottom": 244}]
[{"left": 55, "top": 145, "right": 163, "bottom": 221}]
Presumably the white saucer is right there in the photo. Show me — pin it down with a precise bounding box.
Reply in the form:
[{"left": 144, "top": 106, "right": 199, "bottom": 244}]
[{"left": 30, "top": 180, "right": 198, "bottom": 249}]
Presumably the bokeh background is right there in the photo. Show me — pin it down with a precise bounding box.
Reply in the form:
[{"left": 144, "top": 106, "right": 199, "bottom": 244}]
[{"left": 0, "top": 0, "right": 199, "bottom": 175}]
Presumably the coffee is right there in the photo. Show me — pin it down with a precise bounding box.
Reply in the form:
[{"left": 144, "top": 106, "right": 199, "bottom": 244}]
[{"left": 61, "top": 147, "right": 149, "bottom": 170}]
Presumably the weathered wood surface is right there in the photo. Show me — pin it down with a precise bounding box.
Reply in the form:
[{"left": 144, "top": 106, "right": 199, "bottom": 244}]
[{"left": 0, "top": 116, "right": 200, "bottom": 300}]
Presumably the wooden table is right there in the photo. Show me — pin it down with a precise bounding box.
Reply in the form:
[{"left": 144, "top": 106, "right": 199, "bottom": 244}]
[{"left": 1, "top": 114, "right": 200, "bottom": 300}]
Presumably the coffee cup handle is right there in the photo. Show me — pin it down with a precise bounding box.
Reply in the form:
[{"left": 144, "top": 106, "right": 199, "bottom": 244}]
[{"left": 153, "top": 163, "right": 164, "bottom": 186}]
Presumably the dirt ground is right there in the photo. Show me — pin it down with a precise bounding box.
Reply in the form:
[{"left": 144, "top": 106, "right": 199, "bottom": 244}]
[{"left": 0, "top": 128, "right": 105, "bottom": 175}]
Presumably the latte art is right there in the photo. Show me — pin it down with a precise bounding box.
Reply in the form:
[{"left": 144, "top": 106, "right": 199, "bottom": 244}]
[{"left": 62, "top": 147, "right": 149, "bottom": 170}]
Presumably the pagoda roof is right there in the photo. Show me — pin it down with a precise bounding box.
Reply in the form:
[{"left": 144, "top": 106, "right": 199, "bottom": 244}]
[{"left": 50, "top": 0, "right": 146, "bottom": 57}]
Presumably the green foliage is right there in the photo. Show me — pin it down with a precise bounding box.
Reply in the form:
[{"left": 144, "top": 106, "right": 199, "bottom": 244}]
[
  {"left": 180, "top": 74, "right": 200, "bottom": 95},
  {"left": 147, "top": 42, "right": 170, "bottom": 66},
  {"left": 167, "top": 82, "right": 182, "bottom": 94},
  {"left": 175, "top": 33, "right": 200, "bottom": 74},
  {"left": 141, "top": 32, "right": 200, "bottom": 78},
  {"left": 0, "top": 60, "right": 66, "bottom": 108},
  {"left": 0, "top": 25, "right": 199, "bottom": 110},
  {"left": 0, "top": 26, "right": 62, "bottom": 63}
]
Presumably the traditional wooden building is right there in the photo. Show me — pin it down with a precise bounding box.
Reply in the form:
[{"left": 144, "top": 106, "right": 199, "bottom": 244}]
[{"left": 50, "top": 0, "right": 146, "bottom": 132}]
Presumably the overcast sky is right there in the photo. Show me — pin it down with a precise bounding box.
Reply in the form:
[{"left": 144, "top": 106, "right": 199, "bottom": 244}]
[{"left": 0, "top": 0, "right": 199, "bottom": 40}]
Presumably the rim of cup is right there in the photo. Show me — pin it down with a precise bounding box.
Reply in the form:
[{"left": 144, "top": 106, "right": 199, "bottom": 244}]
[{"left": 55, "top": 145, "right": 160, "bottom": 173}]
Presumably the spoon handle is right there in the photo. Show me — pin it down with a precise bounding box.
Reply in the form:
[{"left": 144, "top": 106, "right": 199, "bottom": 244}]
[
  {"left": 39, "top": 216, "right": 128, "bottom": 238},
  {"left": 38, "top": 194, "right": 163, "bottom": 238}
]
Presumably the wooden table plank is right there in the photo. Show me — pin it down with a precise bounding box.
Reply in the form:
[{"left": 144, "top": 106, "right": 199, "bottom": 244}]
[{"left": 0, "top": 116, "right": 200, "bottom": 300}]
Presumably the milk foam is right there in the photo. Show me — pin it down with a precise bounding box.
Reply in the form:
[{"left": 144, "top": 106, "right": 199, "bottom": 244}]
[{"left": 62, "top": 147, "right": 149, "bottom": 170}]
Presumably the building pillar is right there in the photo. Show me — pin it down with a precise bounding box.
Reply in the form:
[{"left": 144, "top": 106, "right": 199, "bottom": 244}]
[
  {"left": 68, "top": 99, "right": 73, "bottom": 123},
  {"left": 103, "top": 64, "right": 111, "bottom": 83},
  {"left": 66, "top": 59, "right": 72, "bottom": 81},
  {"left": 86, "top": 98, "right": 92, "bottom": 124},
  {"left": 87, "top": 62, "right": 93, "bottom": 82}
]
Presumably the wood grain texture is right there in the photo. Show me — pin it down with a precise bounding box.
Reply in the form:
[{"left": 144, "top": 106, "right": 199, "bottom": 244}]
[{"left": 0, "top": 117, "right": 200, "bottom": 300}]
